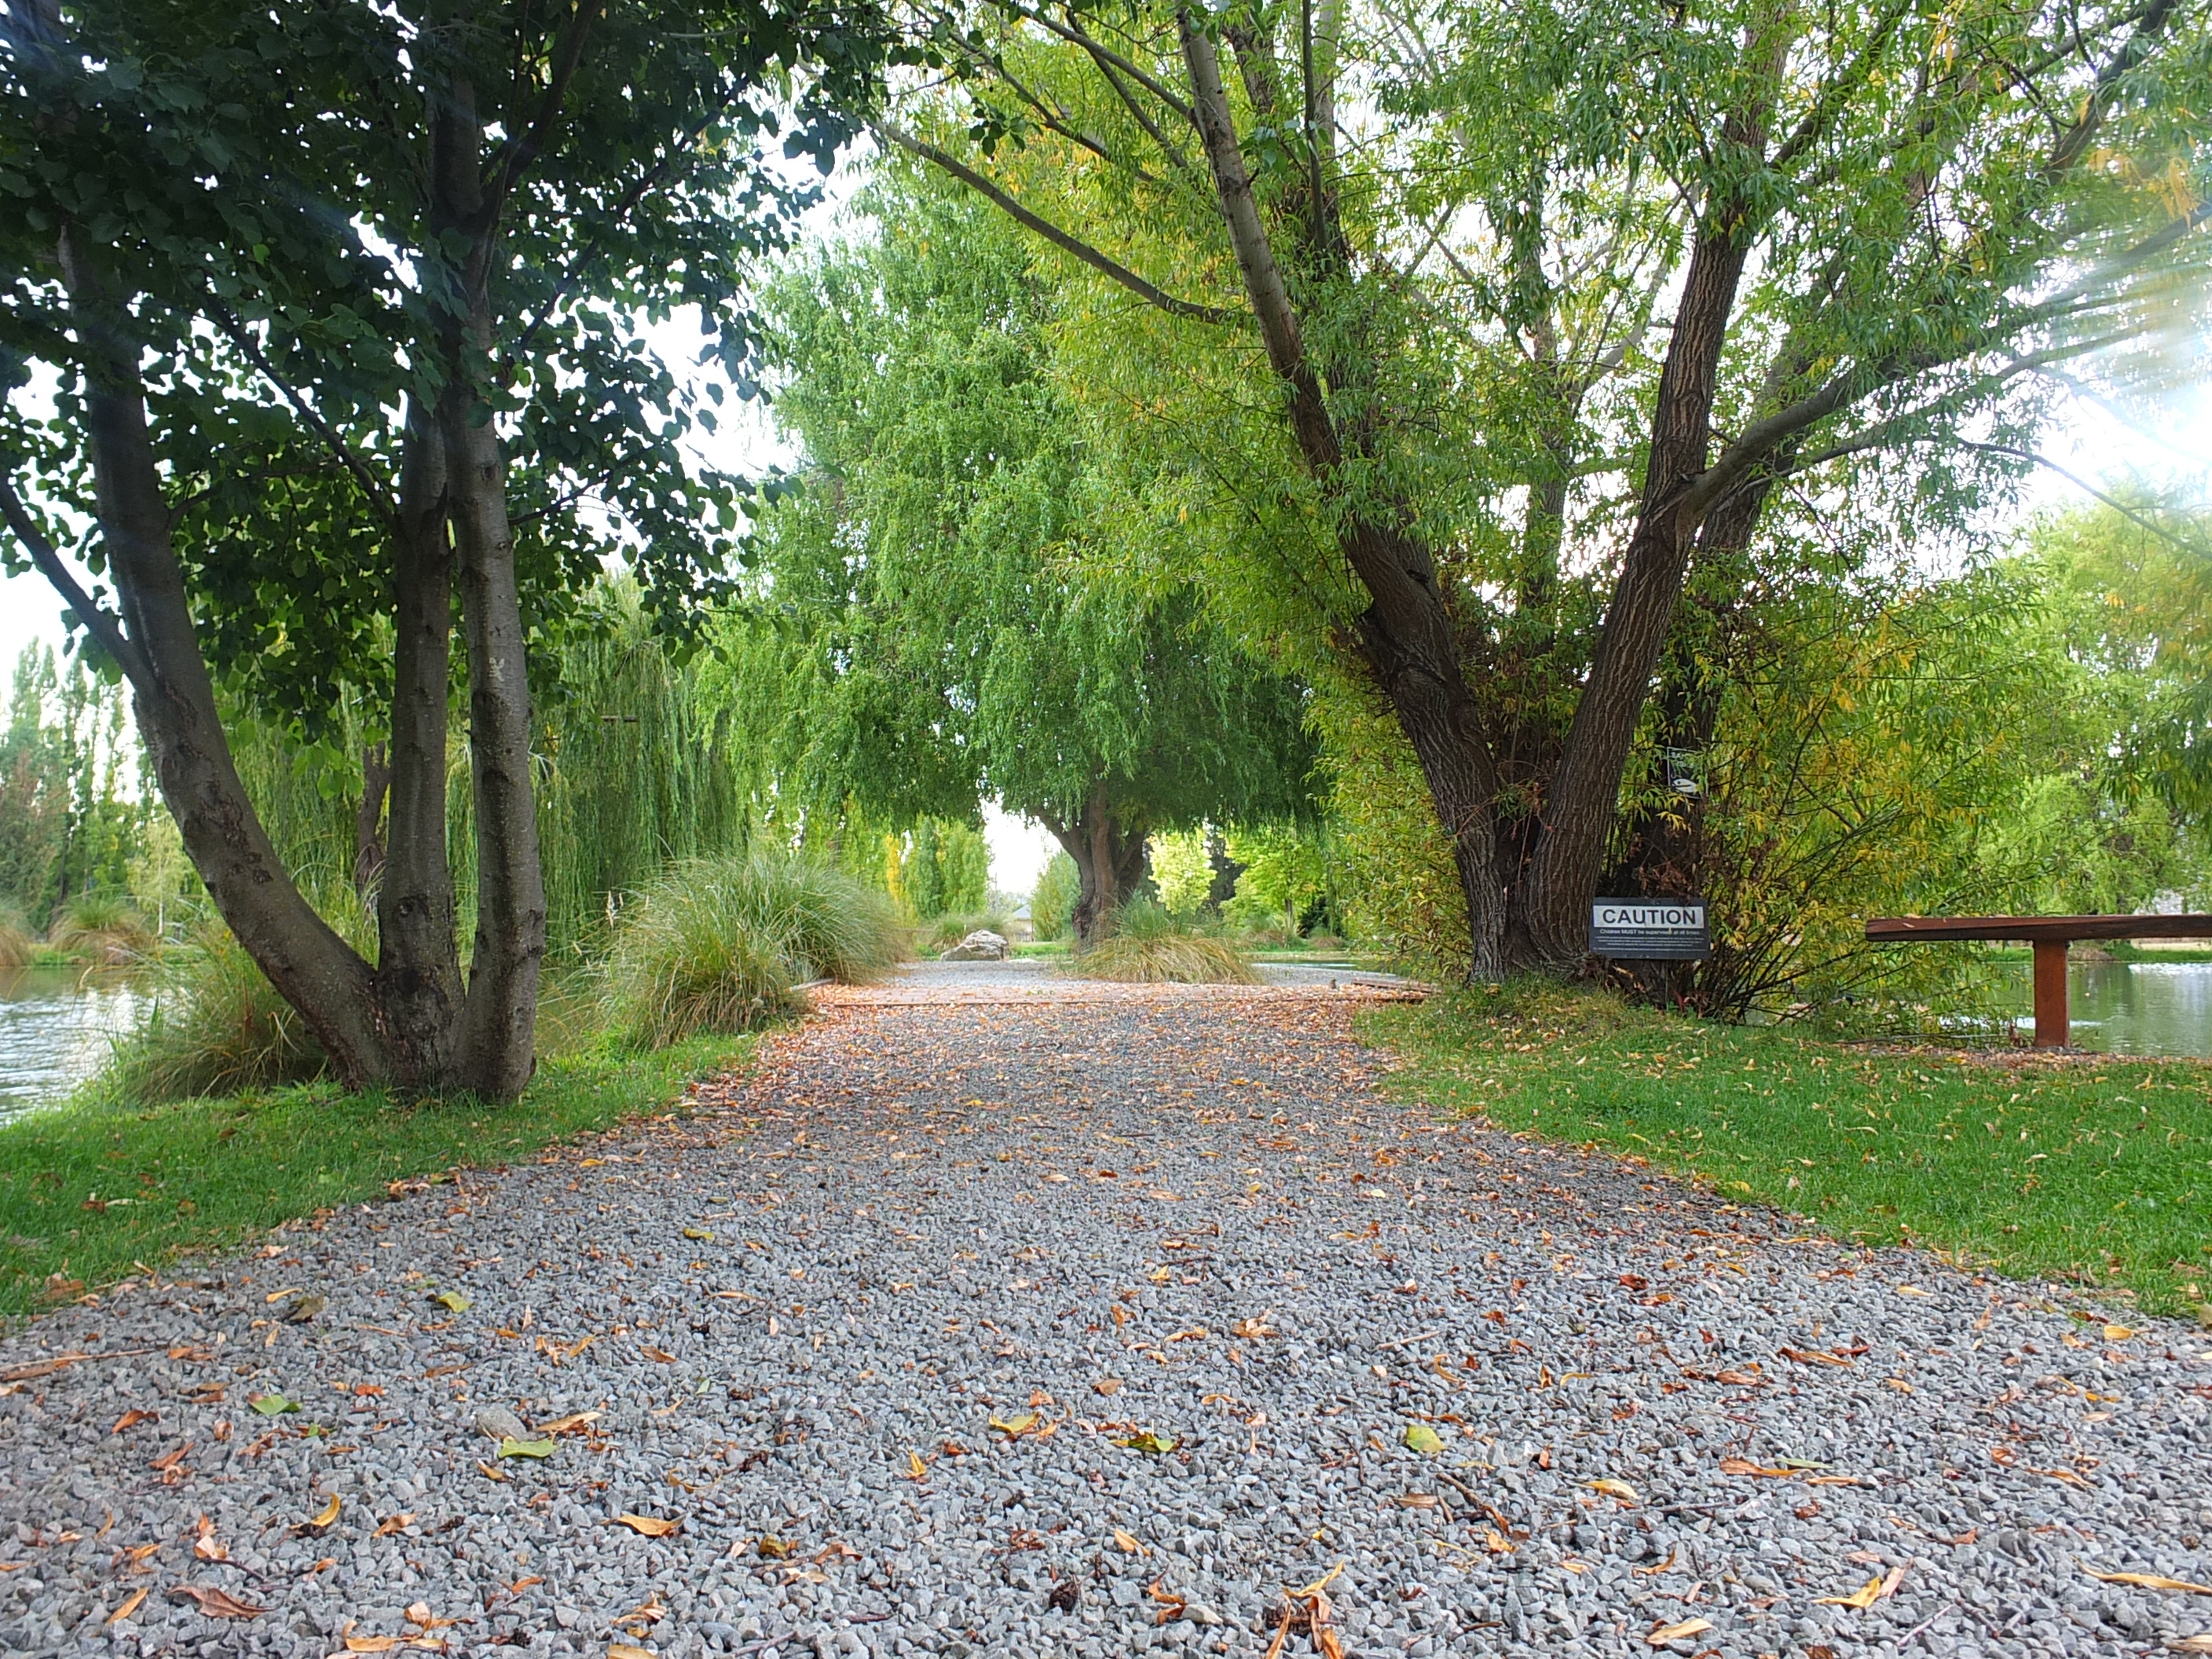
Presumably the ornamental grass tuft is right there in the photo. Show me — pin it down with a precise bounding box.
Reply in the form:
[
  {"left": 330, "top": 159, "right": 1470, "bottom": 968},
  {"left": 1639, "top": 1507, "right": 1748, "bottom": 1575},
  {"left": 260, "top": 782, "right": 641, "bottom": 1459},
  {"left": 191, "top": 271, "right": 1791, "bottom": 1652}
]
[
  {"left": 104, "top": 924, "right": 327, "bottom": 1101},
  {"left": 48, "top": 892, "right": 156, "bottom": 965},
  {"left": 602, "top": 853, "right": 906, "bottom": 1048},
  {"left": 1065, "top": 897, "right": 1258, "bottom": 985}
]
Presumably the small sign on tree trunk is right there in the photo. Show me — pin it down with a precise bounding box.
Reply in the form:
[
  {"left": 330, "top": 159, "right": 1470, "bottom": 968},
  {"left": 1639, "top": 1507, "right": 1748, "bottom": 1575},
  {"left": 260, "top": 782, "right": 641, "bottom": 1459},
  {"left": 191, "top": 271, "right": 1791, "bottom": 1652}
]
[{"left": 1590, "top": 899, "right": 1709, "bottom": 961}]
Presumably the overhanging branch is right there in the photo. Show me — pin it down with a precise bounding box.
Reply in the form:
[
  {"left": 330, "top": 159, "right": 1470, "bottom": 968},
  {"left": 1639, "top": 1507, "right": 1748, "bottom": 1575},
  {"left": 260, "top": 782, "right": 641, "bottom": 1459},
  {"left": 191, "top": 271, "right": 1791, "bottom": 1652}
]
[
  {"left": 877, "top": 122, "right": 1239, "bottom": 325},
  {"left": 0, "top": 467, "right": 154, "bottom": 694}
]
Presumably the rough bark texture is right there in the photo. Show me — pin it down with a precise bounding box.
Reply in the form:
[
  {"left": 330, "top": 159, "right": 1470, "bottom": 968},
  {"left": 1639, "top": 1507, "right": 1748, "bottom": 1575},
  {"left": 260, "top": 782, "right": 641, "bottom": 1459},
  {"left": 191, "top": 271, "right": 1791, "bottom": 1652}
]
[
  {"left": 431, "top": 81, "right": 545, "bottom": 1100},
  {"left": 1047, "top": 794, "right": 1149, "bottom": 946}
]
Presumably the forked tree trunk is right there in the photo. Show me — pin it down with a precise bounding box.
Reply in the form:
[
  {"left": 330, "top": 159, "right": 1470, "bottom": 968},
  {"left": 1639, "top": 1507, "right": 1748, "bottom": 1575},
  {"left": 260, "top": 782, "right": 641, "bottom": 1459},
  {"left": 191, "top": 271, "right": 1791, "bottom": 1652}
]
[{"left": 1046, "top": 793, "right": 1148, "bottom": 946}]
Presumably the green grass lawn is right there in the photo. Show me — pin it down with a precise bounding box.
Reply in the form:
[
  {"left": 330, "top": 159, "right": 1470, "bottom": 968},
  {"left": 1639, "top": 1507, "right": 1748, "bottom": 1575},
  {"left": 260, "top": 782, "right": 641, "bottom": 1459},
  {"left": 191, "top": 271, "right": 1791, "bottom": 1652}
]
[
  {"left": 1365, "top": 985, "right": 2212, "bottom": 1319},
  {"left": 0, "top": 1032, "right": 753, "bottom": 1320}
]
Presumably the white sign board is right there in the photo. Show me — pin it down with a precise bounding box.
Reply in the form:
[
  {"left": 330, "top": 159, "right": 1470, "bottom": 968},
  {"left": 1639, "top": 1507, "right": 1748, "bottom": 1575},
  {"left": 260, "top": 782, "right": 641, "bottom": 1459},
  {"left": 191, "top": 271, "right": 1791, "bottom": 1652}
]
[{"left": 1589, "top": 899, "right": 1709, "bottom": 961}]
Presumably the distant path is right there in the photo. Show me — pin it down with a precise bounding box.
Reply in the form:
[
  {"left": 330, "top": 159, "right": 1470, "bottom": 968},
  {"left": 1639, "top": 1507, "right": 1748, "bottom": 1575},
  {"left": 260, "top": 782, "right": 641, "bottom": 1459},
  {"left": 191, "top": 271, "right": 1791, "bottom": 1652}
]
[{"left": 0, "top": 969, "right": 2203, "bottom": 1659}]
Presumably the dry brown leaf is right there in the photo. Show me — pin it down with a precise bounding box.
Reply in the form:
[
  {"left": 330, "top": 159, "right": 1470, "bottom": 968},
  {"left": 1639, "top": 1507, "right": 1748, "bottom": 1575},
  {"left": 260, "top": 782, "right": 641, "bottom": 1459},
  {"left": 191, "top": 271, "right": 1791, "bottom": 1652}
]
[
  {"left": 1719, "top": 1456, "right": 1793, "bottom": 1478},
  {"left": 1588, "top": 1478, "right": 1639, "bottom": 1502},
  {"left": 611, "top": 1514, "right": 681, "bottom": 1538},
  {"left": 2166, "top": 1637, "right": 2212, "bottom": 1653},
  {"left": 342, "top": 1637, "right": 403, "bottom": 1654},
  {"left": 112, "top": 1409, "right": 156, "bottom": 1434},
  {"left": 105, "top": 1588, "right": 148, "bottom": 1626},
  {"left": 1646, "top": 1617, "right": 1715, "bottom": 1644},
  {"left": 404, "top": 1601, "right": 456, "bottom": 1629},
  {"left": 1779, "top": 1346, "right": 1855, "bottom": 1368},
  {"left": 169, "top": 1583, "right": 266, "bottom": 1618},
  {"left": 2086, "top": 1569, "right": 2212, "bottom": 1595},
  {"left": 374, "top": 1514, "right": 415, "bottom": 1537},
  {"left": 533, "top": 1412, "right": 601, "bottom": 1436},
  {"left": 1815, "top": 1574, "right": 1886, "bottom": 1609},
  {"left": 1092, "top": 1377, "right": 1122, "bottom": 1396},
  {"left": 609, "top": 1646, "right": 655, "bottom": 1659},
  {"left": 192, "top": 1533, "right": 228, "bottom": 1562},
  {"left": 1229, "top": 1317, "right": 1277, "bottom": 1339}
]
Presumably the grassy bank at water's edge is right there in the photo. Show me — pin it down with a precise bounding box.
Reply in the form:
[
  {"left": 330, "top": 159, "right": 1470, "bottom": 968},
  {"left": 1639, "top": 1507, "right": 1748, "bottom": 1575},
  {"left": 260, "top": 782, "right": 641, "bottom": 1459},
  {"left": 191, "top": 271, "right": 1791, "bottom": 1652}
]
[
  {"left": 0, "top": 1032, "right": 753, "bottom": 1320},
  {"left": 1364, "top": 986, "right": 2210, "bottom": 1319}
]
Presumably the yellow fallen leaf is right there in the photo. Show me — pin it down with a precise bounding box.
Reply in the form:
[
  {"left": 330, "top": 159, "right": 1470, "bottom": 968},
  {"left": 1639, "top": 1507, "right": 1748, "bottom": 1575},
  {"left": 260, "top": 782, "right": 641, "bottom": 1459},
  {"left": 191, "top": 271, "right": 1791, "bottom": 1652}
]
[
  {"left": 988, "top": 1412, "right": 1038, "bottom": 1438},
  {"left": 1646, "top": 1617, "right": 1714, "bottom": 1644},
  {"left": 2104, "top": 1324, "right": 2135, "bottom": 1341},
  {"left": 1113, "top": 1528, "right": 1147, "bottom": 1555},
  {"left": 342, "top": 1638, "right": 402, "bottom": 1654},
  {"left": 309, "top": 1494, "right": 341, "bottom": 1529},
  {"left": 610, "top": 1645, "right": 655, "bottom": 1659},
  {"left": 105, "top": 1588, "right": 148, "bottom": 1625},
  {"left": 2167, "top": 1637, "right": 2212, "bottom": 1654},
  {"left": 610, "top": 1514, "right": 680, "bottom": 1538},
  {"left": 1895, "top": 1284, "right": 1932, "bottom": 1296},
  {"left": 1588, "top": 1478, "right": 1639, "bottom": 1502},
  {"left": 1816, "top": 1574, "right": 1886, "bottom": 1609},
  {"left": 906, "top": 1451, "right": 928, "bottom": 1481},
  {"left": 2085, "top": 1569, "right": 2212, "bottom": 1595}
]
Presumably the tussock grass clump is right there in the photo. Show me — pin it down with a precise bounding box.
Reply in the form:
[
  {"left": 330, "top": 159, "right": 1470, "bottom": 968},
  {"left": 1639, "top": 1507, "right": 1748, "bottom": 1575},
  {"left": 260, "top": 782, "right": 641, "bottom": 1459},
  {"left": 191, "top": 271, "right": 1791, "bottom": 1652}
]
[
  {"left": 49, "top": 893, "right": 156, "bottom": 965},
  {"left": 603, "top": 854, "right": 906, "bottom": 1048},
  {"left": 0, "top": 903, "right": 34, "bottom": 969},
  {"left": 1066, "top": 898, "right": 1258, "bottom": 984},
  {"left": 104, "top": 925, "right": 327, "bottom": 1101}
]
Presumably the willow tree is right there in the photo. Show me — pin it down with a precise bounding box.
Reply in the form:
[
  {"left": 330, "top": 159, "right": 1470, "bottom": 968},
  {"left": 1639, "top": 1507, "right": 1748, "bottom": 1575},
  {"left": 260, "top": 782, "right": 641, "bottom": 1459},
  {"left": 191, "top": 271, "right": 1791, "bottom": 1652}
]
[
  {"left": 880, "top": 0, "right": 2210, "bottom": 979},
  {"left": 749, "top": 173, "right": 1313, "bottom": 941},
  {"left": 0, "top": 0, "right": 888, "bottom": 1093}
]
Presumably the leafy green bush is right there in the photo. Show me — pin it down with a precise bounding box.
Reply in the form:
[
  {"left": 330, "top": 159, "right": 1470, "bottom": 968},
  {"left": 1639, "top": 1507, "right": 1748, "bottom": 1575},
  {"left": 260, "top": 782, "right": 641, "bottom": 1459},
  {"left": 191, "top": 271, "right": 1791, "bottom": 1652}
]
[
  {"left": 103, "top": 925, "right": 327, "bottom": 1101},
  {"left": 1031, "top": 852, "right": 1079, "bottom": 940},
  {"left": 603, "top": 854, "right": 906, "bottom": 1047},
  {"left": 49, "top": 892, "right": 156, "bottom": 965}
]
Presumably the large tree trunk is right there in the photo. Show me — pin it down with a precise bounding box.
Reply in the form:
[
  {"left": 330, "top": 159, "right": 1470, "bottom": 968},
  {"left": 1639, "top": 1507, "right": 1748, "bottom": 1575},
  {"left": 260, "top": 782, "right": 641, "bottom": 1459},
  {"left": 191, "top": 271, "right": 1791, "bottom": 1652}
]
[
  {"left": 1517, "top": 228, "right": 1752, "bottom": 966},
  {"left": 54, "top": 229, "right": 398, "bottom": 1085},
  {"left": 1047, "top": 793, "right": 1148, "bottom": 946},
  {"left": 430, "top": 82, "right": 545, "bottom": 1099}
]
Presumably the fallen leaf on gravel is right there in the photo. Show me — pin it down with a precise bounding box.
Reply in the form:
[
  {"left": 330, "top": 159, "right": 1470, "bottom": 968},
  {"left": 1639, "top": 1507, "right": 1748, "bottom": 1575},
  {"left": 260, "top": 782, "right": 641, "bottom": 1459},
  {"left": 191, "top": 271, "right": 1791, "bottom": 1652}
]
[
  {"left": 1895, "top": 1286, "right": 1932, "bottom": 1297},
  {"left": 2033, "top": 1467, "right": 2091, "bottom": 1487},
  {"left": 533, "top": 1412, "right": 601, "bottom": 1436},
  {"left": 105, "top": 1588, "right": 148, "bottom": 1625},
  {"left": 474, "top": 1462, "right": 507, "bottom": 1481},
  {"left": 148, "top": 1445, "right": 190, "bottom": 1474},
  {"left": 1719, "top": 1457, "right": 1794, "bottom": 1478},
  {"left": 169, "top": 1583, "right": 265, "bottom": 1618},
  {"left": 682, "top": 1227, "right": 714, "bottom": 1241},
  {"left": 1093, "top": 1378, "right": 1122, "bottom": 1396},
  {"left": 988, "top": 1412, "right": 1038, "bottom": 1439},
  {"left": 112, "top": 1408, "right": 156, "bottom": 1434},
  {"left": 404, "top": 1602, "right": 455, "bottom": 1630},
  {"left": 1148, "top": 1577, "right": 1186, "bottom": 1625},
  {"left": 1646, "top": 1617, "right": 1713, "bottom": 1644},
  {"left": 374, "top": 1514, "right": 414, "bottom": 1537},
  {"left": 339, "top": 1636, "right": 401, "bottom": 1654},
  {"left": 2104, "top": 1324, "right": 2134, "bottom": 1341},
  {"left": 1229, "top": 1317, "right": 1276, "bottom": 1339},
  {"left": 1113, "top": 1430, "right": 1180, "bottom": 1455},
  {"left": 250, "top": 1393, "right": 300, "bottom": 1415},
  {"left": 1392, "top": 1495, "right": 1440, "bottom": 1509},
  {"left": 306, "top": 1494, "right": 341, "bottom": 1530},
  {"left": 192, "top": 1533, "right": 228, "bottom": 1562},
  {"left": 1815, "top": 1574, "right": 1886, "bottom": 1609},
  {"left": 284, "top": 1295, "right": 326, "bottom": 1323},
  {"left": 1114, "top": 1529, "right": 1147, "bottom": 1555},
  {"left": 496, "top": 1438, "right": 557, "bottom": 1459},
  {"left": 1588, "top": 1478, "right": 1639, "bottom": 1502},
  {"left": 2086, "top": 1569, "right": 2212, "bottom": 1595},
  {"left": 756, "top": 1536, "right": 793, "bottom": 1559},
  {"left": 611, "top": 1514, "right": 681, "bottom": 1537},
  {"left": 906, "top": 1451, "right": 928, "bottom": 1481},
  {"left": 1779, "top": 1347, "right": 1855, "bottom": 1368},
  {"left": 427, "top": 1290, "right": 470, "bottom": 1313},
  {"left": 609, "top": 1645, "right": 654, "bottom": 1659},
  {"left": 2166, "top": 1638, "right": 2212, "bottom": 1654},
  {"left": 1402, "top": 1423, "right": 1443, "bottom": 1455}
]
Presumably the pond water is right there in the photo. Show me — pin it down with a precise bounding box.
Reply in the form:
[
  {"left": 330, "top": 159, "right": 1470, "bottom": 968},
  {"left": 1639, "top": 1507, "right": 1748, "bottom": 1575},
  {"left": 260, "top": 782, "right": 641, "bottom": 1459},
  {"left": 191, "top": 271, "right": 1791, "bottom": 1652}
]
[
  {"left": 0, "top": 967, "right": 149, "bottom": 1120},
  {"left": 2031, "top": 958, "right": 2212, "bottom": 1058}
]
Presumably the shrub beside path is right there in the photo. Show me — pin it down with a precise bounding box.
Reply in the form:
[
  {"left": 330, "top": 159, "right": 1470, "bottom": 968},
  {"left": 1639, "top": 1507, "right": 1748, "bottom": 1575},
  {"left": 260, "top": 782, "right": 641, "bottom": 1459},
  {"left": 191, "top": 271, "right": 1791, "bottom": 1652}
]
[{"left": 0, "top": 972, "right": 2206, "bottom": 1659}]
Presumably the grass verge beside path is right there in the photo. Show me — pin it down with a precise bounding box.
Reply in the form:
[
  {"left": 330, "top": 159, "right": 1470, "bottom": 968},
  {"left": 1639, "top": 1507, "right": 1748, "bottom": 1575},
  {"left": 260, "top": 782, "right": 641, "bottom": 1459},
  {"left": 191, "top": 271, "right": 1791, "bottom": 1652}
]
[
  {"left": 1364, "top": 985, "right": 2211, "bottom": 1319},
  {"left": 0, "top": 1032, "right": 753, "bottom": 1321}
]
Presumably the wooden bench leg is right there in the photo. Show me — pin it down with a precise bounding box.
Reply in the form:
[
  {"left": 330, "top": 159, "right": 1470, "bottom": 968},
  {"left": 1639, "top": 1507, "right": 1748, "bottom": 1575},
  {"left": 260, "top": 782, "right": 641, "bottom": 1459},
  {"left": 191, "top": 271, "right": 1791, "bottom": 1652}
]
[{"left": 2033, "top": 939, "right": 2069, "bottom": 1048}]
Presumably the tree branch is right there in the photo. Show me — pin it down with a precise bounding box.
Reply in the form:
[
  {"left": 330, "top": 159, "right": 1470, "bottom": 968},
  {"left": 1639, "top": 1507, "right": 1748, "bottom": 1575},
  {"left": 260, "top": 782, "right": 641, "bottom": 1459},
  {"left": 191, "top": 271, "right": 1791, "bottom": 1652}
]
[
  {"left": 877, "top": 122, "right": 1240, "bottom": 325},
  {"left": 1007, "top": 2, "right": 1198, "bottom": 126},
  {"left": 488, "top": 0, "right": 606, "bottom": 211},
  {"left": 0, "top": 466, "right": 154, "bottom": 693}
]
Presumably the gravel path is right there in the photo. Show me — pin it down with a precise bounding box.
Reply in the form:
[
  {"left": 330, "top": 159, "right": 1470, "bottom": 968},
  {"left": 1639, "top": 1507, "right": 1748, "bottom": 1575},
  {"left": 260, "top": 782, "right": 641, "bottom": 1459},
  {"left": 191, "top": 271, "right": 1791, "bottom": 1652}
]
[{"left": 2, "top": 976, "right": 2207, "bottom": 1659}]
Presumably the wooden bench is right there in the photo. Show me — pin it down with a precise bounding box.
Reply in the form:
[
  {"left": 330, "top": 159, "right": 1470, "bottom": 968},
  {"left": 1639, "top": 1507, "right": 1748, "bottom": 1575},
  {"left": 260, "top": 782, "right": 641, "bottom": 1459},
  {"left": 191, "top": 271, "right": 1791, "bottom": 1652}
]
[{"left": 1865, "top": 914, "right": 2212, "bottom": 1048}]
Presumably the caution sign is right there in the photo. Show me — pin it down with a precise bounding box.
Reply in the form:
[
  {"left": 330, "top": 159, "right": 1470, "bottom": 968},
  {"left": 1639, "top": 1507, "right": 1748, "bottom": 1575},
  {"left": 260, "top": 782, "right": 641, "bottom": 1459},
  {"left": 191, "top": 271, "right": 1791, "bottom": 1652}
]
[{"left": 1589, "top": 899, "right": 1709, "bottom": 961}]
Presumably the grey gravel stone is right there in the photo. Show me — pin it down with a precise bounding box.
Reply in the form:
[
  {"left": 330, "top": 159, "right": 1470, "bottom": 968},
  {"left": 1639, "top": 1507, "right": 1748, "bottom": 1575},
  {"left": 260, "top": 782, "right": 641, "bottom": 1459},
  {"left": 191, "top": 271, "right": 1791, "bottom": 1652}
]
[{"left": 0, "top": 975, "right": 2204, "bottom": 1659}]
